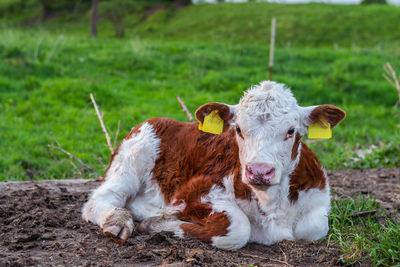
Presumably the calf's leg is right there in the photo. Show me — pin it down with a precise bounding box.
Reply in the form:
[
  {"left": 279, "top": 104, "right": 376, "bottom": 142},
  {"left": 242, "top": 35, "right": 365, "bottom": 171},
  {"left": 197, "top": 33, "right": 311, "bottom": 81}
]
[
  {"left": 137, "top": 206, "right": 251, "bottom": 250},
  {"left": 82, "top": 122, "right": 161, "bottom": 243},
  {"left": 81, "top": 165, "right": 141, "bottom": 243},
  {"left": 294, "top": 206, "right": 329, "bottom": 241},
  {"left": 137, "top": 214, "right": 184, "bottom": 237},
  {"left": 140, "top": 179, "right": 252, "bottom": 250}
]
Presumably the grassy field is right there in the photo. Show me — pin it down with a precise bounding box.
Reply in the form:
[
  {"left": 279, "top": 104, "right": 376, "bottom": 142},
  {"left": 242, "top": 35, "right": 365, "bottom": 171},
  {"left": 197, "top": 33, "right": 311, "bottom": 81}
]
[
  {"left": 0, "top": 1, "right": 399, "bottom": 265},
  {"left": 132, "top": 2, "right": 400, "bottom": 47},
  {"left": 1, "top": 28, "right": 399, "bottom": 181},
  {"left": 2, "top": 2, "right": 400, "bottom": 47}
]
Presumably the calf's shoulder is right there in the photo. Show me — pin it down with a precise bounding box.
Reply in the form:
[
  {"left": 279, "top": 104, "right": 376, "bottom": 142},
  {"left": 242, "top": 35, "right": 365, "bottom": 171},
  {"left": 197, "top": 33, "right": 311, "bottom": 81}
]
[
  {"left": 289, "top": 141, "right": 327, "bottom": 202},
  {"left": 145, "top": 118, "right": 243, "bottom": 203}
]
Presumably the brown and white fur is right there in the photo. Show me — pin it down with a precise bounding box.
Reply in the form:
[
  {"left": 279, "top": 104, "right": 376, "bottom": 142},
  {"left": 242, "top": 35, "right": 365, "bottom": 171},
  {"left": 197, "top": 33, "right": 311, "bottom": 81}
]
[{"left": 82, "top": 81, "right": 346, "bottom": 250}]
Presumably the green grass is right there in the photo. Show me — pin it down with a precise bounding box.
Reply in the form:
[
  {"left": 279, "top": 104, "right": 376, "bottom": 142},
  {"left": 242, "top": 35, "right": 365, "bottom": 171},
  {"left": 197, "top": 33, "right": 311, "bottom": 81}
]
[
  {"left": 2, "top": 2, "right": 400, "bottom": 48},
  {"left": 329, "top": 195, "right": 400, "bottom": 265},
  {"left": 1, "top": 28, "right": 399, "bottom": 181},
  {"left": 0, "top": 2, "right": 399, "bottom": 265},
  {"left": 130, "top": 2, "right": 400, "bottom": 47}
]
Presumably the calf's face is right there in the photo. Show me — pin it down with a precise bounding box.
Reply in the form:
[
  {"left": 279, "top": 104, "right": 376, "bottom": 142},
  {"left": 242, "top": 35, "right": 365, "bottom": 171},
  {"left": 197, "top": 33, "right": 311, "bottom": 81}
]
[{"left": 196, "top": 81, "right": 345, "bottom": 190}]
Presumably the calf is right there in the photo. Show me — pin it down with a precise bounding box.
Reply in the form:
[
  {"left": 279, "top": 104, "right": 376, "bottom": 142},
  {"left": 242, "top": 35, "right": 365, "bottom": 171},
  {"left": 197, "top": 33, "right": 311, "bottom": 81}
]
[{"left": 82, "top": 81, "right": 345, "bottom": 249}]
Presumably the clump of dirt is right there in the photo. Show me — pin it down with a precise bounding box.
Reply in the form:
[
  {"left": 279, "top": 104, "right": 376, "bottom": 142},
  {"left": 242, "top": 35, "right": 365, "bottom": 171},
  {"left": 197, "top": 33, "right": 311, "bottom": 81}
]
[{"left": 0, "top": 168, "right": 398, "bottom": 266}]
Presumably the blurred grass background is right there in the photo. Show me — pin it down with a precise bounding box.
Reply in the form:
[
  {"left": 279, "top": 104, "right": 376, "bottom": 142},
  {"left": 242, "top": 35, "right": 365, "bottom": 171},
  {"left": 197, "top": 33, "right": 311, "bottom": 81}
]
[{"left": 0, "top": 1, "right": 399, "bottom": 182}]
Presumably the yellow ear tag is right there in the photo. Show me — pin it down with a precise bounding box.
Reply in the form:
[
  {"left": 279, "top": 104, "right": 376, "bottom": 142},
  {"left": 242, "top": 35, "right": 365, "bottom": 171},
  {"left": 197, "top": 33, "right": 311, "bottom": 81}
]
[
  {"left": 308, "top": 118, "right": 332, "bottom": 139},
  {"left": 198, "top": 110, "right": 223, "bottom": 135}
]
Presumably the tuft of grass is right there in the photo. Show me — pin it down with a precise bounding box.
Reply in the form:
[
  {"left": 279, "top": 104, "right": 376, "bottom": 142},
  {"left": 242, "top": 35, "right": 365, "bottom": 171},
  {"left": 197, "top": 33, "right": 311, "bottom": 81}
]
[{"left": 329, "top": 195, "right": 400, "bottom": 265}]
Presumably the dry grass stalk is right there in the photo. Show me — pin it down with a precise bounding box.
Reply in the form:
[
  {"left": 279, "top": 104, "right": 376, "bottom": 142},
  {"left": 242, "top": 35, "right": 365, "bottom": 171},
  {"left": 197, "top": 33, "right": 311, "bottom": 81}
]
[
  {"left": 269, "top": 17, "right": 276, "bottom": 81},
  {"left": 46, "top": 34, "right": 64, "bottom": 63},
  {"left": 69, "top": 160, "right": 83, "bottom": 177},
  {"left": 113, "top": 120, "right": 121, "bottom": 150},
  {"left": 176, "top": 95, "right": 193, "bottom": 122},
  {"left": 48, "top": 133, "right": 95, "bottom": 173},
  {"left": 90, "top": 93, "right": 114, "bottom": 154},
  {"left": 48, "top": 144, "right": 94, "bottom": 172},
  {"left": 280, "top": 247, "right": 288, "bottom": 264},
  {"left": 383, "top": 62, "right": 400, "bottom": 108},
  {"left": 240, "top": 252, "right": 293, "bottom": 267},
  {"left": 34, "top": 36, "right": 44, "bottom": 61},
  {"left": 349, "top": 209, "right": 377, "bottom": 218}
]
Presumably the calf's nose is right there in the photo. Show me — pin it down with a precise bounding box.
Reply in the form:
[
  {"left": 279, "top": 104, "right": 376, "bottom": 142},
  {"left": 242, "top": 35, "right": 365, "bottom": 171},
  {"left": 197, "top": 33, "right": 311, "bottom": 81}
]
[
  {"left": 245, "top": 163, "right": 275, "bottom": 185},
  {"left": 247, "top": 163, "right": 274, "bottom": 175}
]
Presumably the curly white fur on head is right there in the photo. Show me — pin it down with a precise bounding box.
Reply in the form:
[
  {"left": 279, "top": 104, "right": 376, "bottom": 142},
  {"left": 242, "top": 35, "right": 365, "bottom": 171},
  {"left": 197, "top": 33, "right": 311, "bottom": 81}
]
[{"left": 239, "top": 81, "right": 299, "bottom": 119}]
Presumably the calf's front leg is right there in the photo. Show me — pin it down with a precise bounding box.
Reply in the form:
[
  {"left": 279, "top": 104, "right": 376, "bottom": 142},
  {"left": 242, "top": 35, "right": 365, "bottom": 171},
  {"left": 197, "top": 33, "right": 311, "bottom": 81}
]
[
  {"left": 82, "top": 123, "right": 160, "bottom": 243},
  {"left": 293, "top": 206, "right": 329, "bottom": 241},
  {"left": 82, "top": 177, "right": 138, "bottom": 243}
]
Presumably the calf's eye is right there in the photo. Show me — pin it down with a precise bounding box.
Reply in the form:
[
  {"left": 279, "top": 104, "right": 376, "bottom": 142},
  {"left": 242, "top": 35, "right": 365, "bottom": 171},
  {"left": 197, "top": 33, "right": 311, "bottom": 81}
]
[
  {"left": 236, "top": 125, "right": 241, "bottom": 134},
  {"left": 286, "top": 127, "right": 295, "bottom": 139},
  {"left": 235, "top": 125, "right": 244, "bottom": 139}
]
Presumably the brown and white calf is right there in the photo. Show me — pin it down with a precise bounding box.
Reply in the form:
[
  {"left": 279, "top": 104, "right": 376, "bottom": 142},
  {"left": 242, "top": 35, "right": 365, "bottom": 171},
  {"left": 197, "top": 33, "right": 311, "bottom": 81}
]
[{"left": 82, "top": 81, "right": 345, "bottom": 249}]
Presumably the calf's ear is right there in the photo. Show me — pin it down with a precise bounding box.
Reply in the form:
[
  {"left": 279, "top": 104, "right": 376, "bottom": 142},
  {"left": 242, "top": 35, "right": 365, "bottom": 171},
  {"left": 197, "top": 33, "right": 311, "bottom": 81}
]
[
  {"left": 195, "top": 102, "right": 237, "bottom": 133},
  {"left": 301, "top": 104, "right": 346, "bottom": 129}
]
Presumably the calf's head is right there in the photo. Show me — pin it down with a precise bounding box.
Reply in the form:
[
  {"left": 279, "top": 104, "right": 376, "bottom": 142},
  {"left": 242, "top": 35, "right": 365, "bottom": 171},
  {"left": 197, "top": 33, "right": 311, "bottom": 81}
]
[{"left": 196, "top": 81, "right": 345, "bottom": 189}]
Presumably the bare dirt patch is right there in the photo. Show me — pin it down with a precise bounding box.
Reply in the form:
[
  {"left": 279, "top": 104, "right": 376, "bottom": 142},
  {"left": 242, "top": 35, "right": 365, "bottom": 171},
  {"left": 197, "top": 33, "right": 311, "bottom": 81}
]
[
  {"left": 0, "top": 168, "right": 399, "bottom": 266},
  {"left": 329, "top": 168, "right": 400, "bottom": 213}
]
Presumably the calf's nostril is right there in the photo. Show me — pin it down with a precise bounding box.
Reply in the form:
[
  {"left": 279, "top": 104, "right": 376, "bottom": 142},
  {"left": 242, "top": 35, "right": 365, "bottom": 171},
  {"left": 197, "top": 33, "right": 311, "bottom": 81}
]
[
  {"left": 265, "top": 168, "right": 275, "bottom": 175},
  {"left": 246, "top": 166, "right": 254, "bottom": 175}
]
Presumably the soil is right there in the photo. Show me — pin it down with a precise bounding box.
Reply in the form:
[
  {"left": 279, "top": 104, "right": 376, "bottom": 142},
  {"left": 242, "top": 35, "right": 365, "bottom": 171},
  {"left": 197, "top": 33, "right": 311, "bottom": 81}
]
[{"left": 1, "top": 168, "right": 399, "bottom": 267}]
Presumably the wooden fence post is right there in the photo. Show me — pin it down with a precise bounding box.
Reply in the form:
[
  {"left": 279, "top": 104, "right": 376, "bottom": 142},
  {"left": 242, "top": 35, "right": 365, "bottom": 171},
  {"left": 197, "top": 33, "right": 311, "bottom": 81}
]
[
  {"left": 91, "top": 0, "right": 99, "bottom": 37},
  {"left": 269, "top": 17, "right": 276, "bottom": 81}
]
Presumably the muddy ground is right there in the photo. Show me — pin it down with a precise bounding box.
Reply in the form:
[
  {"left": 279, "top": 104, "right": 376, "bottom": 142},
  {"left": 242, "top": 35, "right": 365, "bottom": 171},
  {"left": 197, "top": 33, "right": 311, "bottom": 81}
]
[{"left": 1, "top": 168, "right": 399, "bottom": 266}]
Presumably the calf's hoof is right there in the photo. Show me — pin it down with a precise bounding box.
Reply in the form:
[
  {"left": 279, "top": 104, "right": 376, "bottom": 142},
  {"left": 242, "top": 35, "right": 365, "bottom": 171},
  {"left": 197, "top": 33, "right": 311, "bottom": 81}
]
[{"left": 102, "top": 208, "right": 134, "bottom": 244}]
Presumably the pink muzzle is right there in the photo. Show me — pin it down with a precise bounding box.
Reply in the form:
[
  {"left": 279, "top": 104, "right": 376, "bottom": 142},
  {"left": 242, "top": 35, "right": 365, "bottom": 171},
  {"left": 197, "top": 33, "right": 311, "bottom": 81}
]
[{"left": 245, "top": 163, "right": 275, "bottom": 186}]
